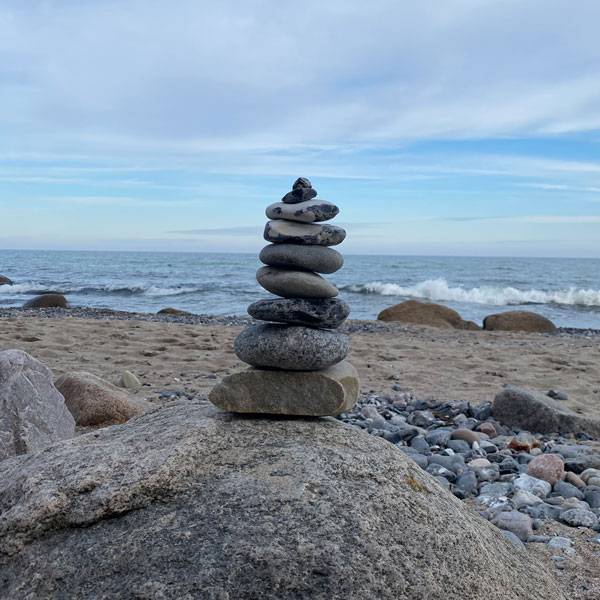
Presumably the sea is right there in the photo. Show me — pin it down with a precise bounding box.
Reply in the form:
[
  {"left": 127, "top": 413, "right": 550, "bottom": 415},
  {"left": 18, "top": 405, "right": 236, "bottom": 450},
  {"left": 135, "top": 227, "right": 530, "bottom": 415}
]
[{"left": 1, "top": 250, "right": 599, "bottom": 329}]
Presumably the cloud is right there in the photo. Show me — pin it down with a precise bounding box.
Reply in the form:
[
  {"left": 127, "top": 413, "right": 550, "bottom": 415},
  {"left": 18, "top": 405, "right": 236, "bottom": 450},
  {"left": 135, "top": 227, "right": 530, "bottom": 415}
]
[{"left": 2, "top": 0, "right": 600, "bottom": 158}]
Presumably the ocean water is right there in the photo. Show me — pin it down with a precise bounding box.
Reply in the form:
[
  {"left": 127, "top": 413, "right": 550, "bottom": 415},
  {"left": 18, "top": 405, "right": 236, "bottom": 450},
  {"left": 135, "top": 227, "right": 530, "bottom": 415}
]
[{"left": 1, "top": 250, "right": 599, "bottom": 329}]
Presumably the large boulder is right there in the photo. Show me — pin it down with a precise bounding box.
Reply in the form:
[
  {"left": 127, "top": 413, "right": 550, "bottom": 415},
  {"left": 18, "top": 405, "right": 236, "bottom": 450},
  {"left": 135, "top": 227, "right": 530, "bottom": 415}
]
[
  {"left": 157, "top": 307, "right": 192, "bottom": 315},
  {"left": 483, "top": 310, "right": 556, "bottom": 333},
  {"left": 377, "top": 300, "right": 480, "bottom": 330},
  {"left": 0, "top": 350, "right": 75, "bottom": 461},
  {"left": 54, "top": 371, "right": 152, "bottom": 427},
  {"left": 23, "top": 294, "right": 70, "bottom": 309},
  {"left": 0, "top": 275, "right": 12, "bottom": 286},
  {"left": 493, "top": 385, "right": 600, "bottom": 437},
  {"left": 0, "top": 400, "right": 561, "bottom": 600}
]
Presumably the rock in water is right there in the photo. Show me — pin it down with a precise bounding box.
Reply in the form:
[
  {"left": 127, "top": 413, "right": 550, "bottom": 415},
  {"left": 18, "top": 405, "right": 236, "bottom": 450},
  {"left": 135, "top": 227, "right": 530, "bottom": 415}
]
[
  {"left": 483, "top": 310, "right": 556, "bottom": 333},
  {"left": 256, "top": 265, "right": 339, "bottom": 299},
  {"left": 0, "top": 349, "right": 75, "bottom": 460},
  {"left": 259, "top": 243, "right": 344, "bottom": 274},
  {"left": 0, "top": 401, "right": 563, "bottom": 600},
  {"left": 234, "top": 323, "right": 348, "bottom": 370},
  {"left": 209, "top": 361, "right": 359, "bottom": 415},
  {"left": 266, "top": 199, "right": 339, "bottom": 223},
  {"left": 0, "top": 275, "right": 12, "bottom": 286},
  {"left": 248, "top": 298, "right": 350, "bottom": 328},
  {"left": 23, "top": 294, "right": 70, "bottom": 309},
  {"left": 493, "top": 385, "right": 600, "bottom": 437},
  {"left": 264, "top": 220, "right": 346, "bottom": 246},
  {"left": 54, "top": 371, "right": 152, "bottom": 427}
]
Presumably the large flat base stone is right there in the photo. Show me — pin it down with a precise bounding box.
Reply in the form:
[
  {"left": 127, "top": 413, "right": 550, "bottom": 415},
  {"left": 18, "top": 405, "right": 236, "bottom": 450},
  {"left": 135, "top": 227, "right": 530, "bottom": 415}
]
[{"left": 209, "top": 360, "right": 359, "bottom": 416}]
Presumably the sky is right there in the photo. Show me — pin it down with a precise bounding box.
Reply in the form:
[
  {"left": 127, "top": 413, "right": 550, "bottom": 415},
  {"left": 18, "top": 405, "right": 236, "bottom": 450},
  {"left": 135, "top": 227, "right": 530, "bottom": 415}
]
[{"left": 1, "top": 0, "right": 599, "bottom": 257}]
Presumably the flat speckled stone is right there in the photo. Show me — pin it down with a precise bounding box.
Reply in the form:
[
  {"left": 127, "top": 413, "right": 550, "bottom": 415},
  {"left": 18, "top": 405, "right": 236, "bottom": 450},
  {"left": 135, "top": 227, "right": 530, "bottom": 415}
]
[
  {"left": 234, "top": 323, "right": 348, "bottom": 370},
  {"left": 256, "top": 266, "right": 338, "bottom": 299},
  {"left": 281, "top": 187, "right": 318, "bottom": 204},
  {"left": 259, "top": 244, "right": 343, "bottom": 274},
  {"left": 266, "top": 199, "right": 339, "bottom": 223},
  {"left": 208, "top": 361, "right": 359, "bottom": 416},
  {"left": 264, "top": 220, "right": 346, "bottom": 246},
  {"left": 248, "top": 298, "right": 350, "bottom": 328}
]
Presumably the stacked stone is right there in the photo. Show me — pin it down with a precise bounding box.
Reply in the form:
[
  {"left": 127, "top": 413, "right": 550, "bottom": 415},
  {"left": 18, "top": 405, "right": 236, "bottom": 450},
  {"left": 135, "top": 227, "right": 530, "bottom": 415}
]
[{"left": 209, "top": 177, "right": 359, "bottom": 416}]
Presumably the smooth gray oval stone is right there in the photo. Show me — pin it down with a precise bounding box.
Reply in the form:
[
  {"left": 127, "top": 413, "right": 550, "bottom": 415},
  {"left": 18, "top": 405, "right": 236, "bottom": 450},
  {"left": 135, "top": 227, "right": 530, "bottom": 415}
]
[
  {"left": 256, "top": 266, "right": 338, "bottom": 299},
  {"left": 248, "top": 298, "right": 350, "bottom": 328},
  {"left": 234, "top": 323, "right": 348, "bottom": 370},
  {"left": 266, "top": 199, "right": 339, "bottom": 223},
  {"left": 259, "top": 244, "right": 343, "bottom": 274},
  {"left": 281, "top": 187, "right": 317, "bottom": 204},
  {"left": 264, "top": 220, "right": 346, "bottom": 246}
]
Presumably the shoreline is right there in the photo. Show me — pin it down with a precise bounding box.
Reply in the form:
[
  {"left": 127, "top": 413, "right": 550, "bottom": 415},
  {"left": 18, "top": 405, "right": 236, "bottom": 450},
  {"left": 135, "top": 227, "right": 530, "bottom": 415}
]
[{"left": 1, "top": 305, "right": 600, "bottom": 338}]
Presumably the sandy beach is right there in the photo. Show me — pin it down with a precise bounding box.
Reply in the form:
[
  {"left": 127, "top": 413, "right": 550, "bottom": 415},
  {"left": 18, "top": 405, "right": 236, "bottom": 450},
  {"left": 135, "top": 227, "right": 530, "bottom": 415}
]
[{"left": 0, "top": 308, "right": 598, "bottom": 417}]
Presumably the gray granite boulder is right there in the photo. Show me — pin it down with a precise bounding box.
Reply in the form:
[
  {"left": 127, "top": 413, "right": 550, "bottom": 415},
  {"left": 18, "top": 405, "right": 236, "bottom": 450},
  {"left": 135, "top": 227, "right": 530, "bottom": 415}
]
[
  {"left": 0, "top": 349, "right": 75, "bottom": 461},
  {"left": 257, "top": 266, "right": 339, "bottom": 299},
  {"left": 0, "top": 400, "right": 562, "bottom": 600},
  {"left": 209, "top": 361, "right": 359, "bottom": 415},
  {"left": 0, "top": 275, "right": 12, "bottom": 286},
  {"left": 493, "top": 385, "right": 600, "bottom": 436},
  {"left": 266, "top": 199, "right": 339, "bottom": 223},
  {"left": 23, "top": 294, "right": 70, "bottom": 309},
  {"left": 264, "top": 220, "right": 346, "bottom": 246},
  {"left": 248, "top": 298, "right": 350, "bottom": 328},
  {"left": 234, "top": 323, "right": 348, "bottom": 370},
  {"left": 259, "top": 243, "right": 343, "bottom": 274}
]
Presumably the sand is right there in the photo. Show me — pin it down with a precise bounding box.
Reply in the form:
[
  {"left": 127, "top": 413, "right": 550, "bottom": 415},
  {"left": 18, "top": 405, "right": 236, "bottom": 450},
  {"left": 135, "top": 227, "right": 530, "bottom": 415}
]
[{"left": 0, "top": 312, "right": 599, "bottom": 416}]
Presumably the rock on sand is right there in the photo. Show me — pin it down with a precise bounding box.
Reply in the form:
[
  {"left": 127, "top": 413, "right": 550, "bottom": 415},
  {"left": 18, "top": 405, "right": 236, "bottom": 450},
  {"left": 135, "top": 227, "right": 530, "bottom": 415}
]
[
  {"left": 378, "top": 300, "right": 480, "bottom": 330},
  {"left": 483, "top": 310, "right": 556, "bottom": 333},
  {"left": 0, "top": 349, "right": 75, "bottom": 460},
  {"left": 54, "top": 371, "right": 152, "bottom": 427},
  {"left": 0, "top": 400, "right": 562, "bottom": 600},
  {"left": 23, "top": 294, "right": 70, "bottom": 309}
]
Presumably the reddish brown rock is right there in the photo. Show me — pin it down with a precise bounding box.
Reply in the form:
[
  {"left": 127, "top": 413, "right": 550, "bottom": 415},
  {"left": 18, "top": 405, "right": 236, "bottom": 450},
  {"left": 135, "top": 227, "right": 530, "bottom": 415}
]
[
  {"left": 0, "top": 275, "right": 12, "bottom": 286},
  {"left": 55, "top": 371, "right": 152, "bottom": 427},
  {"left": 527, "top": 454, "right": 564, "bottom": 486},
  {"left": 476, "top": 422, "right": 497, "bottom": 438},
  {"left": 377, "top": 300, "right": 480, "bottom": 330},
  {"left": 483, "top": 310, "right": 556, "bottom": 333}
]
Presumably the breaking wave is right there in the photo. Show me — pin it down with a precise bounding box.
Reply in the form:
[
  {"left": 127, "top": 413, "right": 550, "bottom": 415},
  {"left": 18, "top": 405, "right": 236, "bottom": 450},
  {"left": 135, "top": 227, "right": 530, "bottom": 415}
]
[
  {"left": 0, "top": 282, "right": 201, "bottom": 298},
  {"left": 342, "top": 278, "right": 600, "bottom": 307}
]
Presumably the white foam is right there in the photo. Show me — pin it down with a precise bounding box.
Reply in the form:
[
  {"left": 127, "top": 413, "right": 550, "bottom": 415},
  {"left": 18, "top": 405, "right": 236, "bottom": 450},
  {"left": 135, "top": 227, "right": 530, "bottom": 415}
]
[{"left": 357, "top": 278, "right": 600, "bottom": 307}]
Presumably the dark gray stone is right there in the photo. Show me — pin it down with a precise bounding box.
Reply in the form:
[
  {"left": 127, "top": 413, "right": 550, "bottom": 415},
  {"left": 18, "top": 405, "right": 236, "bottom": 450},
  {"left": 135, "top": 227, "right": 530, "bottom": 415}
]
[
  {"left": 0, "top": 401, "right": 563, "bottom": 600},
  {"left": 523, "top": 502, "right": 563, "bottom": 521},
  {"left": 256, "top": 266, "right": 338, "bottom": 299},
  {"left": 259, "top": 243, "right": 343, "bottom": 274},
  {"left": 248, "top": 298, "right": 349, "bottom": 329},
  {"left": 455, "top": 471, "right": 478, "bottom": 494},
  {"left": 492, "top": 385, "right": 600, "bottom": 437},
  {"left": 0, "top": 275, "right": 12, "bottom": 286},
  {"left": 553, "top": 481, "right": 584, "bottom": 499},
  {"left": 427, "top": 464, "right": 456, "bottom": 483},
  {"left": 501, "top": 530, "right": 526, "bottom": 550},
  {"left": 447, "top": 439, "right": 471, "bottom": 453},
  {"left": 23, "top": 294, "right": 70, "bottom": 309},
  {"left": 425, "top": 428, "right": 452, "bottom": 447},
  {"left": 0, "top": 350, "right": 75, "bottom": 460},
  {"left": 266, "top": 199, "right": 339, "bottom": 223},
  {"left": 409, "top": 435, "right": 430, "bottom": 454},
  {"left": 264, "top": 220, "right": 346, "bottom": 246},
  {"left": 584, "top": 490, "right": 600, "bottom": 509},
  {"left": 293, "top": 177, "right": 312, "bottom": 189},
  {"left": 234, "top": 323, "right": 348, "bottom": 370},
  {"left": 281, "top": 187, "right": 318, "bottom": 204},
  {"left": 427, "top": 454, "right": 467, "bottom": 475}
]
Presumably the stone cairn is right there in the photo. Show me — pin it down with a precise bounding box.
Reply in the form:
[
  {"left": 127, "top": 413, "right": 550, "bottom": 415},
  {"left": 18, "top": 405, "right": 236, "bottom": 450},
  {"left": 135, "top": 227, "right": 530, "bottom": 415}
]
[{"left": 209, "top": 177, "right": 359, "bottom": 416}]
